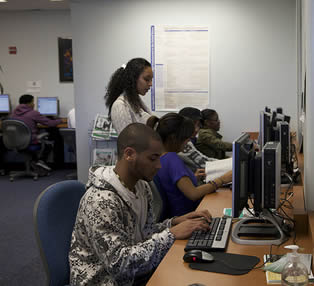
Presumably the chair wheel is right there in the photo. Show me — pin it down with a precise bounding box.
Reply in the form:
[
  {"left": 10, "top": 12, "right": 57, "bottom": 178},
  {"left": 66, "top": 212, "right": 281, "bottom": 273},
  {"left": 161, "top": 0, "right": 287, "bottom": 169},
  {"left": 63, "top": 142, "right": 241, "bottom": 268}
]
[
  {"left": 33, "top": 176, "right": 38, "bottom": 181},
  {"left": 10, "top": 177, "right": 14, "bottom": 182}
]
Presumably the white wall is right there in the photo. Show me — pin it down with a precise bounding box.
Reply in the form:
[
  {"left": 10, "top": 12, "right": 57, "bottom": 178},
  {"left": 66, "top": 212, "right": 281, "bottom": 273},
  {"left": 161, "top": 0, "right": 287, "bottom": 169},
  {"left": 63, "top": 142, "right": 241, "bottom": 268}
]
[
  {"left": 71, "top": 0, "right": 297, "bottom": 183},
  {"left": 0, "top": 10, "right": 73, "bottom": 117}
]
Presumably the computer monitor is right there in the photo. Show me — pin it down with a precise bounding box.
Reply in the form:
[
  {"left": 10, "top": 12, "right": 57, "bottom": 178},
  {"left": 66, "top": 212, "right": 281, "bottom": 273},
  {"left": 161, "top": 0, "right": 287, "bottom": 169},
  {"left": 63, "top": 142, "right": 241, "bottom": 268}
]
[
  {"left": 232, "top": 133, "right": 255, "bottom": 218},
  {"left": 231, "top": 133, "right": 287, "bottom": 245},
  {"left": 259, "top": 107, "right": 292, "bottom": 176},
  {"left": 258, "top": 111, "right": 272, "bottom": 148},
  {"left": 37, "top": 97, "right": 59, "bottom": 116},
  {"left": 0, "top": 94, "right": 10, "bottom": 114}
]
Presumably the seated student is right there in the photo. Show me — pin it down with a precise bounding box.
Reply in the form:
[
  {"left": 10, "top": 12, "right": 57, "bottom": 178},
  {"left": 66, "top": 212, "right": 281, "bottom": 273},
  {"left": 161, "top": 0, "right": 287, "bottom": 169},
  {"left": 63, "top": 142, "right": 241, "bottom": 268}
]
[
  {"left": 196, "top": 109, "right": 232, "bottom": 159},
  {"left": 147, "top": 113, "right": 232, "bottom": 218},
  {"left": 10, "top": 94, "right": 66, "bottom": 170},
  {"left": 69, "top": 123, "right": 211, "bottom": 286},
  {"left": 178, "top": 107, "right": 217, "bottom": 173}
]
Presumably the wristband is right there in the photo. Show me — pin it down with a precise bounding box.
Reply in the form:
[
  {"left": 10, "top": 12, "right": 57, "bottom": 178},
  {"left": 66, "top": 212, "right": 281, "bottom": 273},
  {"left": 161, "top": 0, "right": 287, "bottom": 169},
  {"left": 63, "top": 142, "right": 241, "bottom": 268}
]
[{"left": 208, "top": 180, "right": 218, "bottom": 191}]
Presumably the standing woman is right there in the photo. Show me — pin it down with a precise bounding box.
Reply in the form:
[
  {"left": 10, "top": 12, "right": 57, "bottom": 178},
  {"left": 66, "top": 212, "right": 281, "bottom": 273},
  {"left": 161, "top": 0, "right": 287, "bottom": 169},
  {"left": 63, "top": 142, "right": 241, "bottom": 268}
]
[
  {"left": 147, "top": 113, "right": 232, "bottom": 218},
  {"left": 105, "top": 58, "right": 153, "bottom": 134}
]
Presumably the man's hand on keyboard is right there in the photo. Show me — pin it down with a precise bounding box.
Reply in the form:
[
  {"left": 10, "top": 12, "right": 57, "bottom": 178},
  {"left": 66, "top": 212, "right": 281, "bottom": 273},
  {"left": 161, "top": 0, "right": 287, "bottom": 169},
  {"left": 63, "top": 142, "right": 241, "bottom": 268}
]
[
  {"left": 172, "top": 210, "right": 212, "bottom": 226},
  {"left": 170, "top": 210, "right": 212, "bottom": 240},
  {"left": 170, "top": 218, "right": 211, "bottom": 240}
]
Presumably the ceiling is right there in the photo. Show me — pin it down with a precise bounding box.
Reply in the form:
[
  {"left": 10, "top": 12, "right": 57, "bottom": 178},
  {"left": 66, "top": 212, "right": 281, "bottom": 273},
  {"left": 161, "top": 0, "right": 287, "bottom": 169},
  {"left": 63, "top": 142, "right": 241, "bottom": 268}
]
[{"left": 0, "top": 0, "right": 70, "bottom": 11}]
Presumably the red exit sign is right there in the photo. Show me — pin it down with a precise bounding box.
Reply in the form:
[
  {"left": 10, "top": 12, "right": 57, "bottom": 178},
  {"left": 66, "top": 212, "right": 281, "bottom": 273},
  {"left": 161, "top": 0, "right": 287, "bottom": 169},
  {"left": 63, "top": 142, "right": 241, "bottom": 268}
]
[{"left": 9, "top": 46, "right": 17, "bottom": 54}]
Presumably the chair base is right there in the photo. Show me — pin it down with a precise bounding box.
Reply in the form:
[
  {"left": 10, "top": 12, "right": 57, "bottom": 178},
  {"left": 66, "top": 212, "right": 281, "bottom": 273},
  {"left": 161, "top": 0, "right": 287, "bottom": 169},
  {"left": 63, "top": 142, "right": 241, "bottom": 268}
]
[
  {"left": 9, "top": 170, "right": 38, "bottom": 181},
  {"left": 9, "top": 157, "right": 39, "bottom": 182}
]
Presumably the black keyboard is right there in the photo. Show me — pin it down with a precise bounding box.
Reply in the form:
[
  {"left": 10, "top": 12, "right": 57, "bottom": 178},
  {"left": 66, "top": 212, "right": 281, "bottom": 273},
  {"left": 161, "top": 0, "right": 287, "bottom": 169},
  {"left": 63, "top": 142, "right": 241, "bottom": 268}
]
[{"left": 184, "top": 217, "right": 233, "bottom": 252}]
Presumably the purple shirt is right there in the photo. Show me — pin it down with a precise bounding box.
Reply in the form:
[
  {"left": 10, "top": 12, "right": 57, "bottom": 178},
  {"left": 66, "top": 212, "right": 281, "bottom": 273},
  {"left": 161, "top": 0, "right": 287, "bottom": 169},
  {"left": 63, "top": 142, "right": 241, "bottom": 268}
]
[
  {"left": 156, "top": 152, "right": 200, "bottom": 217},
  {"left": 10, "top": 104, "right": 62, "bottom": 144}
]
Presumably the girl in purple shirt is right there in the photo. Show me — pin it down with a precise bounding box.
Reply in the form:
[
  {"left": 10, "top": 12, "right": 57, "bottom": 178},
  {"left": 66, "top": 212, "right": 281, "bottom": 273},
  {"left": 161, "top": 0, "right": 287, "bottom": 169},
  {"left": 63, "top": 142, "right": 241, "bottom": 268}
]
[{"left": 147, "top": 113, "right": 232, "bottom": 218}]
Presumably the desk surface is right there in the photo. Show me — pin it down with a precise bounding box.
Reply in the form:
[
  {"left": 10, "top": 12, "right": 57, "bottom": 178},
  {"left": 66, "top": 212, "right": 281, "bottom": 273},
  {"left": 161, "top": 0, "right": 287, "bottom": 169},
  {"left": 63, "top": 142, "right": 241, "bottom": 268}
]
[
  {"left": 147, "top": 188, "right": 313, "bottom": 286},
  {"left": 38, "top": 118, "right": 68, "bottom": 129}
]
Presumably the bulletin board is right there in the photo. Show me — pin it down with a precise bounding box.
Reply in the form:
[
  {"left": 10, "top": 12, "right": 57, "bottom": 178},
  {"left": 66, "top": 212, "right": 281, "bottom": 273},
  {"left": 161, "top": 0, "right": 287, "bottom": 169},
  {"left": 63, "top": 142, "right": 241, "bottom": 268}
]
[{"left": 150, "top": 25, "right": 210, "bottom": 111}]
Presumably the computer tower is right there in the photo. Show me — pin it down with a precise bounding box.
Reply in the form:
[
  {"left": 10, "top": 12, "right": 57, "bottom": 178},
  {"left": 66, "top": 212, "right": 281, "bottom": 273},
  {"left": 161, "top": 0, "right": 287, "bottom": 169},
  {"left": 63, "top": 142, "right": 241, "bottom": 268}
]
[
  {"left": 274, "top": 121, "right": 290, "bottom": 167},
  {"left": 252, "top": 152, "right": 262, "bottom": 215},
  {"left": 262, "top": 142, "right": 281, "bottom": 209}
]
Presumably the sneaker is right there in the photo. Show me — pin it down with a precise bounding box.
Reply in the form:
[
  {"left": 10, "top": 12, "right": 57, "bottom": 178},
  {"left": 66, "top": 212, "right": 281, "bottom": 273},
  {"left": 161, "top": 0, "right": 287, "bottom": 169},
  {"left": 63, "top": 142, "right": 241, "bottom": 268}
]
[{"left": 36, "top": 160, "right": 52, "bottom": 171}]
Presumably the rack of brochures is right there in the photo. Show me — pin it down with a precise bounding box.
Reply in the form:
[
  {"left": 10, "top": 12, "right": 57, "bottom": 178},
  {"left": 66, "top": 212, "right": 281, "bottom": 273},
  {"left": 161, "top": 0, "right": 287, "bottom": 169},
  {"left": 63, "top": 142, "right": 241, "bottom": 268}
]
[{"left": 89, "top": 114, "right": 118, "bottom": 167}]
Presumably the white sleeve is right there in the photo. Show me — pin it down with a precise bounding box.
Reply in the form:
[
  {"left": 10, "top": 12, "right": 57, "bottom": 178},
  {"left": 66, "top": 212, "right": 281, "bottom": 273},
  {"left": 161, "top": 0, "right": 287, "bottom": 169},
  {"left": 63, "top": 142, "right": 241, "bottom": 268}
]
[{"left": 67, "top": 108, "right": 75, "bottom": 128}]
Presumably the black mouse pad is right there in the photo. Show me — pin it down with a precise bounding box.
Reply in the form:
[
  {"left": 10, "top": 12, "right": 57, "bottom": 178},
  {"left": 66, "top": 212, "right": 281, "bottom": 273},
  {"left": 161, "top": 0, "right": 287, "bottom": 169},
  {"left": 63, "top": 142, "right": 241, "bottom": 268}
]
[{"left": 189, "top": 252, "right": 260, "bottom": 275}]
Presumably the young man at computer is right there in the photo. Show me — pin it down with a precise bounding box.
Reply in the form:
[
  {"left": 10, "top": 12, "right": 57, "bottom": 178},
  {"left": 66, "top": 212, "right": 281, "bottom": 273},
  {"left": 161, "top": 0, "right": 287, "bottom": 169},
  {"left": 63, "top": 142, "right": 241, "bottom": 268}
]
[
  {"left": 10, "top": 94, "right": 66, "bottom": 170},
  {"left": 69, "top": 123, "right": 211, "bottom": 286}
]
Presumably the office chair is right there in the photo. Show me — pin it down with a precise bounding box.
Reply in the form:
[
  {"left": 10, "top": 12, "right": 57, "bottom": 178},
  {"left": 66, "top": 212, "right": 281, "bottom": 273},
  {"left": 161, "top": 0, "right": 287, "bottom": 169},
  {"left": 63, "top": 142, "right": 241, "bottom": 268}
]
[
  {"left": 2, "top": 119, "right": 49, "bottom": 181},
  {"left": 148, "top": 181, "right": 163, "bottom": 222},
  {"left": 152, "top": 176, "right": 171, "bottom": 222},
  {"left": 33, "top": 180, "right": 86, "bottom": 286}
]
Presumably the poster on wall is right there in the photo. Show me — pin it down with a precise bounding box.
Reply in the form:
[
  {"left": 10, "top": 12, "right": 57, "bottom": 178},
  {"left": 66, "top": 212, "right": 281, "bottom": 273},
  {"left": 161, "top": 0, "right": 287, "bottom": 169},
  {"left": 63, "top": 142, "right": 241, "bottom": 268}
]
[
  {"left": 150, "top": 25, "right": 210, "bottom": 111},
  {"left": 58, "top": 37, "right": 73, "bottom": 82}
]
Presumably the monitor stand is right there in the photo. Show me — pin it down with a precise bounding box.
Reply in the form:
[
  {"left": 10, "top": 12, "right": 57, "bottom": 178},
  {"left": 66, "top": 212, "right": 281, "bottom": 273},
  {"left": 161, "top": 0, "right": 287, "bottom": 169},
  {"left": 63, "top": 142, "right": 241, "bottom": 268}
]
[{"left": 231, "top": 209, "right": 288, "bottom": 245}]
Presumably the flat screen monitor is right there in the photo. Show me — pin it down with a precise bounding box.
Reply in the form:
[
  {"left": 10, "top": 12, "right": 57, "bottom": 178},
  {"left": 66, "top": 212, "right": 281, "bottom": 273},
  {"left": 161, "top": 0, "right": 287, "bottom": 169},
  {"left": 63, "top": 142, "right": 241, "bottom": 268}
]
[
  {"left": 0, "top": 94, "right": 10, "bottom": 113},
  {"left": 259, "top": 111, "right": 272, "bottom": 148},
  {"left": 232, "top": 133, "right": 255, "bottom": 218},
  {"left": 260, "top": 107, "right": 292, "bottom": 173},
  {"left": 274, "top": 112, "right": 291, "bottom": 124},
  {"left": 231, "top": 134, "right": 287, "bottom": 245},
  {"left": 37, "top": 97, "right": 59, "bottom": 116}
]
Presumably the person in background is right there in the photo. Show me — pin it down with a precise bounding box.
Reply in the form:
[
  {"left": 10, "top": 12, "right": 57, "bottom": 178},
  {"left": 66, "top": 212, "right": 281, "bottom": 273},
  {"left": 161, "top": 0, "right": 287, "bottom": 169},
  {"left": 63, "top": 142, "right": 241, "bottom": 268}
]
[
  {"left": 196, "top": 109, "right": 232, "bottom": 159},
  {"left": 147, "top": 113, "right": 232, "bottom": 218},
  {"left": 178, "top": 107, "right": 217, "bottom": 173},
  {"left": 104, "top": 58, "right": 154, "bottom": 135},
  {"left": 67, "top": 107, "right": 75, "bottom": 128},
  {"left": 69, "top": 123, "right": 211, "bottom": 286},
  {"left": 10, "top": 94, "right": 66, "bottom": 170}
]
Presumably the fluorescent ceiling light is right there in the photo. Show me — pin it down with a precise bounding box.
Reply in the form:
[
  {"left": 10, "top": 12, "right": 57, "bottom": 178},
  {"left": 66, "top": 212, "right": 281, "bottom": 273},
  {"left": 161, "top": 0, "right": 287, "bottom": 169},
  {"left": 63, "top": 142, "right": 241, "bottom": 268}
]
[
  {"left": 0, "top": 0, "right": 8, "bottom": 3},
  {"left": 50, "top": 0, "right": 64, "bottom": 2}
]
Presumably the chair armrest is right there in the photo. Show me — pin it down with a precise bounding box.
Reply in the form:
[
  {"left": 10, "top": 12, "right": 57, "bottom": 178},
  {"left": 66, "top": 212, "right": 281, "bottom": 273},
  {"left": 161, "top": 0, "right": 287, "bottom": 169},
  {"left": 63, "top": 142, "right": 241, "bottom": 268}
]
[{"left": 37, "top": 132, "right": 49, "bottom": 141}]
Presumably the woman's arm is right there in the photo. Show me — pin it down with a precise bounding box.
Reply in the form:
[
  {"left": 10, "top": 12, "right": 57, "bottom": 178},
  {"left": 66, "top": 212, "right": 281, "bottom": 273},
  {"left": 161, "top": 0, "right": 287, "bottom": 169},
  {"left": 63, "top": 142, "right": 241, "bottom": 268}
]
[
  {"left": 176, "top": 170, "right": 232, "bottom": 201},
  {"left": 200, "top": 130, "right": 233, "bottom": 151}
]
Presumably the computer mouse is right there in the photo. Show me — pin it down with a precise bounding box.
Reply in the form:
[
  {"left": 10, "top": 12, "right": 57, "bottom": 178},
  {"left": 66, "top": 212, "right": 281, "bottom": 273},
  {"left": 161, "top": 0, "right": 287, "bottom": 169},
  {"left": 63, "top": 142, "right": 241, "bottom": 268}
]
[{"left": 183, "top": 250, "right": 214, "bottom": 263}]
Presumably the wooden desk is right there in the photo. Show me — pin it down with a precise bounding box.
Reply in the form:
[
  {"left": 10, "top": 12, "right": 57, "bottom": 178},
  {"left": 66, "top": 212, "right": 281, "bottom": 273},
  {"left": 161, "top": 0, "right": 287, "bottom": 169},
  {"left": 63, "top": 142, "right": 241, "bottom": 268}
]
[
  {"left": 147, "top": 189, "right": 313, "bottom": 286},
  {"left": 55, "top": 122, "right": 68, "bottom": 128},
  {"left": 38, "top": 119, "right": 68, "bottom": 129}
]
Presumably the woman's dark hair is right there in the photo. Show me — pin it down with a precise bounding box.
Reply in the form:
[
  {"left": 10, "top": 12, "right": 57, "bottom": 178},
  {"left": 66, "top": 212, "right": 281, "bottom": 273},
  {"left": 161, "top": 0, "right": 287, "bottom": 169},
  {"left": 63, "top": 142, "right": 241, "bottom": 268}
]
[
  {"left": 147, "top": 113, "right": 194, "bottom": 152},
  {"left": 19, "top": 94, "right": 34, "bottom": 104},
  {"left": 178, "top": 107, "right": 202, "bottom": 123},
  {"left": 201, "top": 109, "right": 217, "bottom": 120},
  {"left": 104, "top": 58, "right": 151, "bottom": 117}
]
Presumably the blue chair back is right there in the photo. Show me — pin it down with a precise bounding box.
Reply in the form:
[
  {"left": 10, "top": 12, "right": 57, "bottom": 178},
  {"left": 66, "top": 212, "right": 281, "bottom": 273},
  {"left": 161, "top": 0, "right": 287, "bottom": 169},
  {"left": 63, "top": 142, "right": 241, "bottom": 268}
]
[
  {"left": 33, "top": 180, "right": 86, "bottom": 286},
  {"left": 153, "top": 176, "right": 171, "bottom": 221}
]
